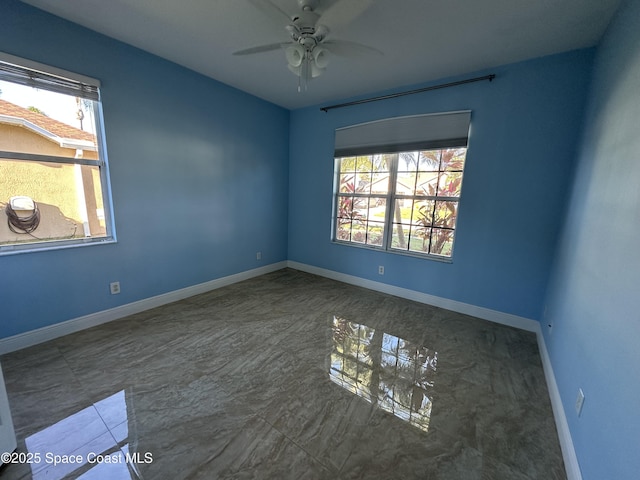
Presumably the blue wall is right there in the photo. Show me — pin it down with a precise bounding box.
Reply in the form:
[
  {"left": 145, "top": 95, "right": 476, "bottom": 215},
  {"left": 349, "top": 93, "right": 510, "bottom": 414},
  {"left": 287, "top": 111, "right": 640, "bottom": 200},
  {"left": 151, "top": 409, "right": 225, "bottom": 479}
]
[
  {"left": 0, "top": 0, "right": 290, "bottom": 338},
  {"left": 288, "top": 50, "right": 594, "bottom": 320},
  {"left": 543, "top": 0, "right": 640, "bottom": 478}
]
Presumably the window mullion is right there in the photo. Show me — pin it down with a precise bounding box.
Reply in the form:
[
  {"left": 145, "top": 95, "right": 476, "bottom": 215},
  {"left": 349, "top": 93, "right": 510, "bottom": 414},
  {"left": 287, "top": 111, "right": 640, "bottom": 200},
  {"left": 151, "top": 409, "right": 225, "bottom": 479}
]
[
  {"left": 382, "top": 154, "right": 399, "bottom": 250},
  {"left": 0, "top": 151, "right": 100, "bottom": 167},
  {"left": 332, "top": 158, "right": 342, "bottom": 241}
]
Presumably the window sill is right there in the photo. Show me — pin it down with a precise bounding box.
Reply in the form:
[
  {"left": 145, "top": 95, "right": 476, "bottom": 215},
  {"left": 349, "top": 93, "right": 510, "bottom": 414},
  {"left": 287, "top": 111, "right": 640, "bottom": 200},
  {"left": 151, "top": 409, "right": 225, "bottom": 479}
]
[{"left": 0, "top": 236, "right": 116, "bottom": 256}]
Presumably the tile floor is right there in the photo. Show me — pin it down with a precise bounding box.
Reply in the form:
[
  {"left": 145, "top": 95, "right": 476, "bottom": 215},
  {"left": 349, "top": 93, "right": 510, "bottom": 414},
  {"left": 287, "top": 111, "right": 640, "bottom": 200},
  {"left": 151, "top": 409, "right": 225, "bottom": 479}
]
[{"left": 0, "top": 268, "right": 566, "bottom": 479}]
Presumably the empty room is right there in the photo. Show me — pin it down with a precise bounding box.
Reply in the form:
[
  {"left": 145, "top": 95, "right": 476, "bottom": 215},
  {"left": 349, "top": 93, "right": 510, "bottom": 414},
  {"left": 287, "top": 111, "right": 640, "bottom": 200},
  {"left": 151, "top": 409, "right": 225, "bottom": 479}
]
[{"left": 0, "top": 0, "right": 638, "bottom": 479}]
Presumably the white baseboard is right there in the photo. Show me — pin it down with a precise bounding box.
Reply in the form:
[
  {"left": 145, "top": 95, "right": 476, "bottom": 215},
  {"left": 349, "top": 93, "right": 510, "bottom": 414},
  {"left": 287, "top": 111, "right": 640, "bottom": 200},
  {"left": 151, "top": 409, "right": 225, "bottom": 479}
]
[
  {"left": 0, "top": 261, "right": 287, "bottom": 355},
  {"left": 536, "top": 327, "right": 583, "bottom": 480},
  {"left": 287, "top": 261, "right": 538, "bottom": 332},
  {"left": 287, "top": 260, "right": 580, "bottom": 480}
]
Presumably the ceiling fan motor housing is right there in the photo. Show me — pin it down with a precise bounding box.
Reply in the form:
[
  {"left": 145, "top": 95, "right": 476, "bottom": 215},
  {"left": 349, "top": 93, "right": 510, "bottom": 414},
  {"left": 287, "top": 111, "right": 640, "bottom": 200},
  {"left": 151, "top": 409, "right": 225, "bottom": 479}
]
[
  {"left": 292, "top": 11, "right": 320, "bottom": 36},
  {"left": 297, "top": 0, "right": 319, "bottom": 11}
]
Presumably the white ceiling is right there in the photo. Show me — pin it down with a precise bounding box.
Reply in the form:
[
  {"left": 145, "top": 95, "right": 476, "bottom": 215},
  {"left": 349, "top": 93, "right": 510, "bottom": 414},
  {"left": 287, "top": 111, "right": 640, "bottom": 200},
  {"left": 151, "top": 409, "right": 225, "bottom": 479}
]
[{"left": 20, "top": 0, "right": 620, "bottom": 110}]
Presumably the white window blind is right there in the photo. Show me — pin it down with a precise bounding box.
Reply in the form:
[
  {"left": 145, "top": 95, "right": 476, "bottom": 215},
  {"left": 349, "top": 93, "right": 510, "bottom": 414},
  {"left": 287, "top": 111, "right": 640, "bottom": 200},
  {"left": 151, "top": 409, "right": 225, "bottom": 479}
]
[
  {"left": 0, "top": 52, "right": 100, "bottom": 101},
  {"left": 335, "top": 111, "right": 471, "bottom": 157}
]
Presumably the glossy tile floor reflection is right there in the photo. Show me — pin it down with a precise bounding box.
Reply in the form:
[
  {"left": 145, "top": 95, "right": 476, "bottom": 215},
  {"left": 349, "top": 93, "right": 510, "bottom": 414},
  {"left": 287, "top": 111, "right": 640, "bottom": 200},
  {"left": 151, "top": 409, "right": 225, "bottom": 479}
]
[
  {"left": 329, "top": 317, "right": 437, "bottom": 433},
  {"left": 0, "top": 269, "right": 566, "bottom": 479}
]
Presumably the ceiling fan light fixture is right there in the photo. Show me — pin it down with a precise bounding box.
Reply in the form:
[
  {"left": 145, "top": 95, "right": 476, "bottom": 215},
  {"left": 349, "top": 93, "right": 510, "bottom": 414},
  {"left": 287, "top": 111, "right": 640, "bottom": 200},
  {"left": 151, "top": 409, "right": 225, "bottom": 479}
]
[
  {"left": 313, "top": 47, "right": 329, "bottom": 69},
  {"left": 288, "top": 58, "right": 325, "bottom": 79},
  {"left": 310, "top": 64, "right": 325, "bottom": 78},
  {"left": 285, "top": 44, "right": 305, "bottom": 67},
  {"left": 288, "top": 64, "right": 302, "bottom": 76}
]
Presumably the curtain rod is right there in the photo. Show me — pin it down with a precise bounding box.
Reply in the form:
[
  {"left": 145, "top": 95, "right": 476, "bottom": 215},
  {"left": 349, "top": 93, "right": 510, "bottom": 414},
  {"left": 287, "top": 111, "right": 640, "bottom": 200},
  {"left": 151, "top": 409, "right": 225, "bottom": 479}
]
[{"left": 320, "top": 74, "right": 495, "bottom": 112}]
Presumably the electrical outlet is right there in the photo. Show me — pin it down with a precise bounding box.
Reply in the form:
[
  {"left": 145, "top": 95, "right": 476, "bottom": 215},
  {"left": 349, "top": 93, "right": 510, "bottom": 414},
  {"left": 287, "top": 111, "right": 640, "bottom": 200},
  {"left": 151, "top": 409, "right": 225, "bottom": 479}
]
[
  {"left": 110, "top": 281, "right": 121, "bottom": 295},
  {"left": 378, "top": 266, "right": 384, "bottom": 275},
  {"left": 575, "top": 388, "right": 585, "bottom": 417},
  {"left": 256, "top": 251, "right": 262, "bottom": 260}
]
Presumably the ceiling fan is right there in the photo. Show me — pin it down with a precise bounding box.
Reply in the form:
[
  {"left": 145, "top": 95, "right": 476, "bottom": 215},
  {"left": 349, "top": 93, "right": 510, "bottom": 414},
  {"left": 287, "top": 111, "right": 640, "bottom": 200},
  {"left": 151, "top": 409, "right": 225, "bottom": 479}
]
[{"left": 234, "top": 0, "right": 381, "bottom": 91}]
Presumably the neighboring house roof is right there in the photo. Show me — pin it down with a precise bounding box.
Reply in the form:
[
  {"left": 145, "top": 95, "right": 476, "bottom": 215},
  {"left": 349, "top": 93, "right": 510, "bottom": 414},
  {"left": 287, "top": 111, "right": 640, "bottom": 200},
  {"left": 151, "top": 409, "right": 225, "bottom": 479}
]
[{"left": 0, "top": 98, "right": 96, "bottom": 150}]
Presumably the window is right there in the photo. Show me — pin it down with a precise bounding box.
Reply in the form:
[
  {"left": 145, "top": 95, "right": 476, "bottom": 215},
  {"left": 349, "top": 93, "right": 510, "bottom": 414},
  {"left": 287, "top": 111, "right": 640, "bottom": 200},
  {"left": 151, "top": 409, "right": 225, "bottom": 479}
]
[
  {"left": 0, "top": 52, "right": 114, "bottom": 254},
  {"left": 332, "top": 112, "right": 470, "bottom": 260}
]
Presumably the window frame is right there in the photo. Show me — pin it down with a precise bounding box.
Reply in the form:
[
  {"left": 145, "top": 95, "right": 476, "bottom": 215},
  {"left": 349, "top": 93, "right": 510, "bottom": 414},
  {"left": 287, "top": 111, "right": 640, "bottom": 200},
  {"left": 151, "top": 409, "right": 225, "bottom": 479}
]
[
  {"left": 0, "top": 52, "right": 116, "bottom": 256},
  {"left": 332, "top": 145, "right": 467, "bottom": 262}
]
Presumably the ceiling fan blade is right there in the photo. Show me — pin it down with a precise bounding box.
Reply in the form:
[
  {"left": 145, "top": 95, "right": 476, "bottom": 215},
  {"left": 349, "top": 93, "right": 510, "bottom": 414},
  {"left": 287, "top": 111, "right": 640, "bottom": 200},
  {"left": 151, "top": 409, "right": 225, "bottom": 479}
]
[
  {"left": 233, "top": 43, "right": 288, "bottom": 56},
  {"left": 323, "top": 40, "right": 383, "bottom": 57},
  {"left": 317, "top": 0, "right": 372, "bottom": 31},
  {"left": 248, "top": 0, "right": 292, "bottom": 27}
]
